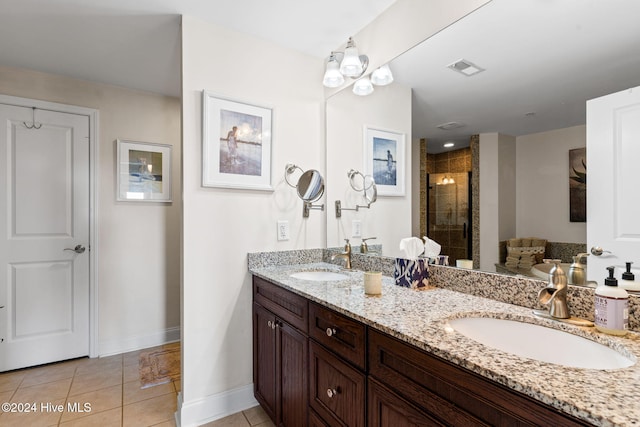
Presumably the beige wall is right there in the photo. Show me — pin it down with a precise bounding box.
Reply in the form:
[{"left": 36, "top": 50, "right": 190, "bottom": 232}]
[
  {"left": 326, "top": 83, "right": 412, "bottom": 256},
  {"left": 0, "top": 65, "right": 182, "bottom": 354},
  {"left": 180, "top": 15, "right": 325, "bottom": 425},
  {"left": 516, "top": 125, "right": 586, "bottom": 242}
]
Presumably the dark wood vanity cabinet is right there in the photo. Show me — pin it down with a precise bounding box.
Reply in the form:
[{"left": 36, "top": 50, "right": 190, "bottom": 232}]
[
  {"left": 368, "top": 329, "right": 590, "bottom": 427},
  {"left": 308, "top": 302, "right": 367, "bottom": 426},
  {"left": 253, "top": 277, "right": 308, "bottom": 427},
  {"left": 253, "top": 276, "right": 591, "bottom": 427}
]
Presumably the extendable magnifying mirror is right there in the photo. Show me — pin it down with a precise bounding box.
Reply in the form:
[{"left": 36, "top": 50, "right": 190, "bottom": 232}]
[
  {"left": 284, "top": 164, "right": 325, "bottom": 217},
  {"left": 335, "top": 169, "right": 377, "bottom": 217}
]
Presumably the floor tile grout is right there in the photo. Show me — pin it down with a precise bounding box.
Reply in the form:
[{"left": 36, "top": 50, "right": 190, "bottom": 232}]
[{"left": 0, "top": 344, "right": 181, "bottom": 426}]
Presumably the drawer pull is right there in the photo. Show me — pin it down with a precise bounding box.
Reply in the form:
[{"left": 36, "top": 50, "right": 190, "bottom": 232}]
[
  {"left": 326, "top": 387, "right": 339, "bottom": 398},
  {"left": 326, "top": 327, "right": 337, "bottom": 337}
]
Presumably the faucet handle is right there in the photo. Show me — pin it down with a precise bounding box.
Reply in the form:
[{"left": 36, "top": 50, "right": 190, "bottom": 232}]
[
  {"left": 360, "top": 237, "right": 376, "bottom": 253},
  {"left": 576, "top": 253, "right": 590, "bottom": 263}
]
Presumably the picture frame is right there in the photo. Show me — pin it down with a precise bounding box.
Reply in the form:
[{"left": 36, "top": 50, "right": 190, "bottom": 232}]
[
  {"left": 569, "top": 147, "right": 587, "bottom": 222},
  {"left": 116, "top": 139, "right": 172, "bottom": 202},
  {"left": 202, "top": 91, "right": 273, "bottom": 191},
  {"left": 364, "top": 126, "right": 405, "bottom": 196}
]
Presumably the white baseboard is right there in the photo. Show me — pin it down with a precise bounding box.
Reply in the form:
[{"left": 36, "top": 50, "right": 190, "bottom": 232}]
[
  {"left": 98, "top": 326, "right": 181, "bottom": 356},
  {"left": 176, "top": 384, "right": 259, "bottom": 427}
]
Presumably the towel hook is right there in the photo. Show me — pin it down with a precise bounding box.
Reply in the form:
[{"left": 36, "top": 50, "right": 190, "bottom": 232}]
[{"left": 23, "top": 107, "right": 42, "bottom": 130}]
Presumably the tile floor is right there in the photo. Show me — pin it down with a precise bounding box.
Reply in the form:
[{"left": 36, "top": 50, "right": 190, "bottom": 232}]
[{"left": 0, "top": 342, "right": 271, "bottom": 427}]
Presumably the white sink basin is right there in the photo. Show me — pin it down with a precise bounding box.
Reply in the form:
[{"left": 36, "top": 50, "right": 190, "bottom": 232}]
[
  {"left": 448, "top": 317, "right": 634, "bottom": 370},
  {"left": 289, "top": 271, "right": 349, "bottom": 281}
]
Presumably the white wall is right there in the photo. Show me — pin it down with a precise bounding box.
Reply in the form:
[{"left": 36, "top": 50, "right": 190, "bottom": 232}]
[
  {"left": 325, "top": 83, "right": 412, "bottom": 257},
  {"left": 498, "top": 134, "right": 516, "bottom": 241},
  {"left": 180, "top": 16, "right": 325, "bottom": 425},
  {"left": 0, "top": 65, "right": 182, "bottom": 354},
  {"left": 516, "top": 125, "right": 586, "bottom": 242},
  {"left": 411, "top": 137, "right": 422, "bottom": 237},
  {"left": 479, "top": 133, "right": 516, "bottom": 270}
]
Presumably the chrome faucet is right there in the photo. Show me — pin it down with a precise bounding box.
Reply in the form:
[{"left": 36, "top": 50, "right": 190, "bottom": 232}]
[
  {"left": 331, "top": 239, "right": 352, "bottom": 269},
  {"left": 537, "top": 259, "right": 570, "bottom": 319}
]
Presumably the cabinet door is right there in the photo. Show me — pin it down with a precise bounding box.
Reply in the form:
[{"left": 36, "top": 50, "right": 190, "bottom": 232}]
[
  {"left": 253, "top": 303, "right": 277, "bottom": 422},
  {"left": 309, "top": 341, "right": 366, "bottom": 427},
  {"left": 368, "top": 378, "right": 445, "bottom": 427},
  {"left": 279, "top": 320, "right": 308, "bottom": 427}
]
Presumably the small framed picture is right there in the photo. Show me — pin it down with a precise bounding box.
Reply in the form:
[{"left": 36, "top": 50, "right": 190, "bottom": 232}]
[
  {"left": 364, "top": 126, "right": 405, "bottom": 196},
  {"left": 202, "top": 91, "right": 273, "bottom": 191},
  {"left": 117, "top": 139, "right": 172, "bottom": 202}
]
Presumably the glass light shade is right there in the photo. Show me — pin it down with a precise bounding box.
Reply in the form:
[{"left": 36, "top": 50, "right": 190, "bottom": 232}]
[
  {"left": 340, "top": 46, "right": 363, "bottom": 77},
  {"left": 323, "top": 59, "right": 344, "bottom": 88},
  {"left": 371, "top": 64, "right": 394, "bottom": 86},
  {"left": 352, "top": 77, "right": 374, "bottom": 96}
]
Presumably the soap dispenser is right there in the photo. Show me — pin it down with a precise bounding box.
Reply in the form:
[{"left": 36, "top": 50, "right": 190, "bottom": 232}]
[
  {"left": 594, "top": 267, "right": 629, "bottom": 336},
  {"left": 620, "top": 262, "right": 640, "bottom": 291}
]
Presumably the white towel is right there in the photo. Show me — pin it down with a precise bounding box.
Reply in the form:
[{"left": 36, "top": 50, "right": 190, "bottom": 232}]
[
  {"left": 399, "top": 237, "right": 424, "bottom": 260},
  {"left": 423, "top": 236, "right": 441, "bottom": 258}
]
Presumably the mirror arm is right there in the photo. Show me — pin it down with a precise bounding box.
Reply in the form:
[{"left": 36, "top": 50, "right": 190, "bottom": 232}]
[
  {"left": 335, "top": 200, "right": 371, "bottom": 218},
  {"left": 303, "top": 201, "right": 325, "bottom": 218}
]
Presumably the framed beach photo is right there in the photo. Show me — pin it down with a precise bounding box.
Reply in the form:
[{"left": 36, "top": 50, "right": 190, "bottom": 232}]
[
  {"left": 202, "top": 91, "right": 273, "bottom": 191},
  {"left": 117, "top": 139, "right": 172, "bottom": 202},
  {"left": 364, "top": 127, "right": 405, "bottom": 196}
]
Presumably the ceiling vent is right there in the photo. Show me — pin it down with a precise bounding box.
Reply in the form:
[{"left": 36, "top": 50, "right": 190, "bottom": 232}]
[
  {"left": 447, "top": 59, "right": 485, "bottom": 76},
  {"left": 436, "top": 121, "right": 465, "bottom": 130}
]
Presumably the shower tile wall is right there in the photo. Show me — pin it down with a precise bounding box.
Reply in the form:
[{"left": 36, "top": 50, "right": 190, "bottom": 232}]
[{"left": 427, "top": 148, "right": 471, "bottom": 264}]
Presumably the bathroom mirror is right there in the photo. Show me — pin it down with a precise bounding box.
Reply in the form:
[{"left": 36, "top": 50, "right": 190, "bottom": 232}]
[
  {"left": 348, "top": 169, "right": 377, "bottom": 207},
  {"left": 285, "top": 164, "right": 325, "bottom": 217},
  {"left": 325, "top": 0, "right": 640, "bottom": 279},
  {"left": 363, "top": 175, "right": 377, "bottom": 206},
  {"left": 297, "top": 169, "right": 325, "bottom": 202}
]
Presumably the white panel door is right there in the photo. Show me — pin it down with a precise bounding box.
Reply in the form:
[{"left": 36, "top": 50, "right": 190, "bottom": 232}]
[
  {"left": 0, "top": 104, "right": 90, "bottom": 371},
  {"left": 586, "top": 87, "right": 640, "bottom": 283}
]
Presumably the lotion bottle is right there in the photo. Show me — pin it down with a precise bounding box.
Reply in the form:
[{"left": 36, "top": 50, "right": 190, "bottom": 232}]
[{"left": 594, "top": 267, "right": 629, "bottom": 336}]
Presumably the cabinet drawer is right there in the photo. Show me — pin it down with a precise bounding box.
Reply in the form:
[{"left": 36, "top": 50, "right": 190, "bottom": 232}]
[
  {"left": 309, "top": 341, "right": 366, "bottom": 427},
  {"left": 253, "top": 276, "right": 308, "bottom": 333},
  {"left": 368, "top": 377, "right": 445, "bottom": 427},
  {"left": 369, "top": 329, "right": 589, "bottom": 427},
  {"left": 309, "top": 409, "right": 330, "bottom": 427},
  {"left": 309, "top": 302, "right": 366, "bottom": 369}
]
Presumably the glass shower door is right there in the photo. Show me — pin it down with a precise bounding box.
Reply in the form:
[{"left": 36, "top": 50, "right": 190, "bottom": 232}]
[{"left": 426, "top": 172, "right": 471, "bottom": 265}]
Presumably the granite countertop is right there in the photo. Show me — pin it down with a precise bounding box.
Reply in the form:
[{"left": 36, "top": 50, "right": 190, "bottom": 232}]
[{"left": 250, "top": 262, "right": 640, "bottom": 427}]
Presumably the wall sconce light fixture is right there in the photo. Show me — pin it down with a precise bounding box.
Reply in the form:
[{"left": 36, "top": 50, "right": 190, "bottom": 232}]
[{"left": 323, "top": 37, "right": 394, "bottom": 96}]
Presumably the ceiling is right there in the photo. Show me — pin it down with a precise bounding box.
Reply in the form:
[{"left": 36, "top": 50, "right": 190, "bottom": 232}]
[
  {"left": 0, "top": 0, "right": 396, "bottom": 97},
  {"left": 2, "top": 0, "right": 639, "bottom": 154},
  {"left": 391, "top": 0, "right": 640, "bottom": 152}
]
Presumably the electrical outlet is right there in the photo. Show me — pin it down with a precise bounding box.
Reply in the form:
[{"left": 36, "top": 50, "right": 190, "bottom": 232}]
[
  {"left": 277, "top": 220, "right": 290, "bottom": 241},
  {"left": 352, "top": 220, "right": 362, "bottom": 238}
]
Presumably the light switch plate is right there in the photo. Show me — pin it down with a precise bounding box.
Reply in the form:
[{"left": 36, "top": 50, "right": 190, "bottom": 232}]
[
  {"left": 277, "top": 220, "right": 290, "bottom": 241},
  {"left": 352, "top": 220, "right": 362, "bottom": 238}
]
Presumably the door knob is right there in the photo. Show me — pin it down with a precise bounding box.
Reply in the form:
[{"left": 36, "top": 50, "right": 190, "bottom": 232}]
[
  {"left": 590, "top": 246, "right": 612, "bottom": 256},
  {"left": 64, "top": 245, "right": 86, "bottom": 254}
]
